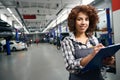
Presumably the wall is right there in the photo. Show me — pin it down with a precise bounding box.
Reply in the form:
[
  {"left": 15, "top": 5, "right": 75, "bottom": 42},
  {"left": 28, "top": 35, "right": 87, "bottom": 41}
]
[
  {"left": 105, "top": 0, "right": 120, "bottom": 80},
  {"left": 94, "top": 0, "right": 120, "bottom": 80}
]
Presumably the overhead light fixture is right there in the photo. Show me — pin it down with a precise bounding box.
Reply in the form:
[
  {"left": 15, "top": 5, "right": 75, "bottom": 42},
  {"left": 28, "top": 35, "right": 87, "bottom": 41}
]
[
  {"left": 7, "top": 8, "right": 13, "bottom": 14},
  {"left": 12, "top": 14, "right": 22, "bottom": 26},
  {"left": 81, "top": 0, "right": 94, "bottom": 5},
  {"left": 7, "top": 8, "right": 23, "bottom": 27}
]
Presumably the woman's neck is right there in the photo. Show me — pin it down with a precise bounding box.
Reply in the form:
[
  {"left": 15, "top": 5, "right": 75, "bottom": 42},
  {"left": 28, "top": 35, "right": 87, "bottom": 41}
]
[
  {"left": 75, "top": 33, "right": 88, "bottom": 44},
  {"left": 75, "top": 32, "right": 87, "bottom": 38}
]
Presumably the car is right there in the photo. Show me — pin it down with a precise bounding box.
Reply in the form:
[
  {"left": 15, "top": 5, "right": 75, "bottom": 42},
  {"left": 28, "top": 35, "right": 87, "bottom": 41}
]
[
  {"left": 2, "top": 40, "right": 28, "bottom": 51},
  {"left": 0, "top": 43, "right": 3, "bottom": 52},
  {"left": 0, "top": 19, "right": 13, "bottom": 38},
  {"left": 49, "top": 37, "right": 54, "bottom": 44},
  {"left": 9, "top": 41, "right": 28, "bottom": 51}
]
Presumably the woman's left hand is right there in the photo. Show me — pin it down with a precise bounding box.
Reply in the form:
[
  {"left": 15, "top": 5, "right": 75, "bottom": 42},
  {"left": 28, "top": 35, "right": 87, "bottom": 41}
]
[{"left": 103, "top": 56, "right": 115, "bottom": 65}]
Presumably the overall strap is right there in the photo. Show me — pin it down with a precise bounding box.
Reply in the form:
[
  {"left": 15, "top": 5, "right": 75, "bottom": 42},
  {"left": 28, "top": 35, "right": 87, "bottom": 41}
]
[
  {"left": 70, "top": 39, "right": 84, "bottom": 59},
  {"left": 70, "top": 37, "right": 97, "bottom": 47},
  {"left": 89, "top": 37, "right": 97, "bottom": 46},
  {"left": 69, "top": 39, "right": 82, "bottom": 50}
]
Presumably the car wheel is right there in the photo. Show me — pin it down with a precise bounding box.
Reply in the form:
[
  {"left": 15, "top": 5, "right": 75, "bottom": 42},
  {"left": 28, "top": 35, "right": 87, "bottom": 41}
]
[
  {"left": 12, "top": 47, "right": 16, "bottom": 51},
  {"left": 24, "top": 48, "right": 28, "bottom": 51}
]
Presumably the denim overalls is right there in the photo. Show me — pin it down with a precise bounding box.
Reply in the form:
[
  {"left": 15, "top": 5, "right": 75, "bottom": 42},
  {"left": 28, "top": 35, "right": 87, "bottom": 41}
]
[{"left": 69, "top": 38, "right": 104, "bottom": 80}]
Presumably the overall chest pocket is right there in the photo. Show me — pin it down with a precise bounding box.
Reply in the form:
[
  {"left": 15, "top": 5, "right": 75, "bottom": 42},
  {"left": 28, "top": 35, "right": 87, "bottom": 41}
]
[{"left": 75, "top": 48, "right": 93, "bottom": 59}]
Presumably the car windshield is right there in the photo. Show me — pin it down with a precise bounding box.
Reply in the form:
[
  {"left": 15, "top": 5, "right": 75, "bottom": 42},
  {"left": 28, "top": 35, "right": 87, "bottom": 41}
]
[{"left": 16, "top": 41, "right": 20, "bottom": 43}]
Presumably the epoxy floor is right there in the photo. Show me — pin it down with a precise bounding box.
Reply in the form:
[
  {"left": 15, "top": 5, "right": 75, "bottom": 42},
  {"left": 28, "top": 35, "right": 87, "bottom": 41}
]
[{"left": 0, "top": 43, "right": 69, "bottom": 80}]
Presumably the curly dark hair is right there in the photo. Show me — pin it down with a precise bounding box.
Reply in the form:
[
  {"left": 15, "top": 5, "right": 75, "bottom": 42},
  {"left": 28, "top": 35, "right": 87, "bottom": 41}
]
[{"left": 68, "top": 5, "right": 99, "bottom": 36}]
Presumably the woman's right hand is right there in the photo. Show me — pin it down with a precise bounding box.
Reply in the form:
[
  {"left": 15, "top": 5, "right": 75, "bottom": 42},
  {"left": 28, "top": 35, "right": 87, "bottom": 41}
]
[
  {"left": 80, "top": 43, "right": 105, "bottom": 67},
  {"left": 92, "top": 43, "right": 105, "bottom": 56}
]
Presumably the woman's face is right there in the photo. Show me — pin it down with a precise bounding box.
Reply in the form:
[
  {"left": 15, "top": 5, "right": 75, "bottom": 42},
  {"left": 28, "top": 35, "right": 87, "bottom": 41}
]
[{"left": 75, "top": 12, "right": 89, "bottom": 34}]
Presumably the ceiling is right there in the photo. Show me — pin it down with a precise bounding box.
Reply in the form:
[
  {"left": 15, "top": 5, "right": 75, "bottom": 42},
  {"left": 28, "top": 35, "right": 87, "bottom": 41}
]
[
  {"left": 0, "top": 0, "right": 102, "bottom": 34},
  {"left": 0, "top": 0, "right": 83, "bottom": 33}
]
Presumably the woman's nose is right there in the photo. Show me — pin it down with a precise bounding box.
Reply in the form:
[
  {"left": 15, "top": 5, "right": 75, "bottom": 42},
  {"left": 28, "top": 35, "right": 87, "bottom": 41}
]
[{"left": 81, "top": 20, "right": 86, "bottom": 24}]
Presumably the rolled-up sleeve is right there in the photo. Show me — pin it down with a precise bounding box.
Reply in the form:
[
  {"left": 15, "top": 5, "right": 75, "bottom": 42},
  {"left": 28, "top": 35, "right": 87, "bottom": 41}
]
[{"left": 61, "top": 38, "right": 83, "bottom": 73}]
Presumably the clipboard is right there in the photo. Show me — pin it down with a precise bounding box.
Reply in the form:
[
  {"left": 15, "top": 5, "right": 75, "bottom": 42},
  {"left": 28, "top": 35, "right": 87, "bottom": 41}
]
[{"left": 81, "top": 43, "right": 120, "bottom": 72}]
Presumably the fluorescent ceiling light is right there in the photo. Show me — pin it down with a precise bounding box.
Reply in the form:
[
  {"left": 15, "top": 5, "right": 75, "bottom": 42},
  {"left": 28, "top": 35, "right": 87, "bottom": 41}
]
[
  {"left": 7, "top": 8, "right": 13, "bottom": 14},
  {"left": 7, "top": 8, "right": 23, "bottom": 27},
  {"left": 6, "top": 8, "right": 30, "bottom": 33},
  {"left": 82, "top": 0, "right": 94, "bottom": 5},
  {"left": 12, "top": 14, "right": 22, "bottom": 26}
]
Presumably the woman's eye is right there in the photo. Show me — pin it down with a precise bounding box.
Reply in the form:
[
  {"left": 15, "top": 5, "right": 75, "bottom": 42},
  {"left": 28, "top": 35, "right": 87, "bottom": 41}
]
[
  {"left": 77, "top": 18, "right": 82, "bottom": 21},
  {"left": 86, "top": 18, "right": 89, "bottom": 21}
]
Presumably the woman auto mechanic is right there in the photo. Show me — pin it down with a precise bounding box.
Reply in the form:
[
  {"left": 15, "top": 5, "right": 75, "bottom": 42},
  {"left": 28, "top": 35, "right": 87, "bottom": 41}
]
[{"left": 61, "top": 5, "right": 115, "bottom": 80}]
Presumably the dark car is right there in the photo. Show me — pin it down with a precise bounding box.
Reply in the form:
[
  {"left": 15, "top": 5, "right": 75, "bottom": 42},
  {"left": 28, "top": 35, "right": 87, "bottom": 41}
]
[{"left": 0, "top": 19, "right": 13, "bottom": 38}]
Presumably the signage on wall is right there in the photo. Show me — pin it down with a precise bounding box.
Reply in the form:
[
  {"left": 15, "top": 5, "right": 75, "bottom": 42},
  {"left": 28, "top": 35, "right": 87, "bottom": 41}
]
[{"left": 23, "top": 14, "right": 36, "bottom": 19}]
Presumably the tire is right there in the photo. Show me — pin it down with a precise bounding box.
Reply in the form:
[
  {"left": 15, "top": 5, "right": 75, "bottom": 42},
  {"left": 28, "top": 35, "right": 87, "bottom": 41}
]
[
  {"left": 24, "top": 48, "right": 28, "bottom": 51},
  {"left": 12, "top": 47, "right": 16, "bottom": 51},
  {"left": 57, "top": 46, "right": 61, "bottom": 50}
]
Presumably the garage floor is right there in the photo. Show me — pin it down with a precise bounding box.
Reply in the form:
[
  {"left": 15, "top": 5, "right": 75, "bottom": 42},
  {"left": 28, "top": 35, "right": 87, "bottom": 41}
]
[{"left": 0, "top": 43, "right": 69, "bottom": 80}]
